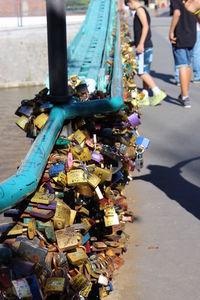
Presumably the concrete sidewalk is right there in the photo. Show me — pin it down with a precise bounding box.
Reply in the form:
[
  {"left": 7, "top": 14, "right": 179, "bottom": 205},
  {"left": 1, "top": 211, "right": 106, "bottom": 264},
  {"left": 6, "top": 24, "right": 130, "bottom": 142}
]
[
  {"left": 0, "top": 15, "right": 85, "bottom": 29},
  {"left": 107, "top": 11, "right": 200, "bottom": 300}
]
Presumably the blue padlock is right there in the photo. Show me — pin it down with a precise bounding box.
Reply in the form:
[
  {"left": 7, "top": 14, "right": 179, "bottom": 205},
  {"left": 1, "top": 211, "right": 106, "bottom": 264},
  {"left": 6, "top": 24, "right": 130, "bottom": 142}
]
[
  {"left": 135, "top": 136, "right": 150, "bottom": 149},
  {"left": 49, "top": 163, "right": 65, "bottom": 177}
]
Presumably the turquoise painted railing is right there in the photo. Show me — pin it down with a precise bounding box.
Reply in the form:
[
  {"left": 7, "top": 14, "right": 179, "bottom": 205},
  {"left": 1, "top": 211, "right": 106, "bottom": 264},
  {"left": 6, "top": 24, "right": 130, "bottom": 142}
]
[{"left": 0, "top": 0, "right": 123, "bottom": 212}]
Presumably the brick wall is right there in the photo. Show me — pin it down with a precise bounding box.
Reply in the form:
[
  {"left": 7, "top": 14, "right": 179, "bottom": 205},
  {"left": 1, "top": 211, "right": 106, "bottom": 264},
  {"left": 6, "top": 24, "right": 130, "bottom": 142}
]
[{"left": 0, "top": 0, "right": 46, "bottom": 17}]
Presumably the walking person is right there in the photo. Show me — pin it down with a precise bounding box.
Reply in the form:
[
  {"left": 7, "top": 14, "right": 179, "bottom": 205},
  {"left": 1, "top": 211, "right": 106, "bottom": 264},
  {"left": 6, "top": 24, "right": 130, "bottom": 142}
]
[
  {"left": 125, "top": 0, "right": 167, "bottom": 106},
  {"left": 192, "top": 22, "right": 200, "bottom": 82},
  {"left": 183, "top": 0, "right": 200, "bottom": 22},
  {"left": 169, "top": 0, "right": 196, "bottom": 108}
]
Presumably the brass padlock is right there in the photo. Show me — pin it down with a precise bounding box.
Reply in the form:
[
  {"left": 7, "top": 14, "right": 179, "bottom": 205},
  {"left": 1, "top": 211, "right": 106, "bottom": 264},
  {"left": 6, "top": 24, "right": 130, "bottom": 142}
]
[
  {"left": 55, "top": 228, "right": 79, "bottom": 251},
  {"left": 74, "top": 129, "right": 86, "bottom": 144},
  {"left": 44, "top": 277, "right": 66, "bottom": 295},
  {"left": 34, "top": 113, "right": 48, "bottom": 129},
  {"left": 54, "top": 200, "right": 71, "bottom": 229},
  {"left": 87, "top": 173, "right": 101, "bottom": 188},
  {"left": 67, "top": 169, "right": 87, "bottom": 186},
  {"left": 79, "top": 147, "right": 91, "bottom": 162},
  {"left": 57, "top": 172, "right": 67, "bottom": 187},
  {"left": 27, "top": 218, "right": 36, "bottom": 240},
  {"left": 67, "top": 247, "right": 88, "bottom": 266},
  {"left": 30, "top": 191, "right": 54, "bottom": 205}
]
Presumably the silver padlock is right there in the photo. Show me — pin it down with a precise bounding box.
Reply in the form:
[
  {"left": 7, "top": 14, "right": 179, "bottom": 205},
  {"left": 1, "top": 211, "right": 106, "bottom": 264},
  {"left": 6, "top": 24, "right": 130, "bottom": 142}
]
[{"left": 134, "top": 147, "right": 144, "bottom": 170}]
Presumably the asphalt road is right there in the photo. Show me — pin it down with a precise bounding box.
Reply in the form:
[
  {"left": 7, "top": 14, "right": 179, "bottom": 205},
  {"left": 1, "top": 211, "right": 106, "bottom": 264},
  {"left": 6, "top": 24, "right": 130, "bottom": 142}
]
[{"left": 0, "top": 8, "right": 200, "bottom": 300}]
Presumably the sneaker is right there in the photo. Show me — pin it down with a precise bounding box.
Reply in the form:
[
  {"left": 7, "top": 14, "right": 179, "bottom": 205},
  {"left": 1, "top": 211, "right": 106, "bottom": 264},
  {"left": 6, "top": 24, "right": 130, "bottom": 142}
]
[
  {"left": 151, "top": 90, "right": 166, "bottom": 106},
  {"left": 178, "top": 95, "right": 191, "bottom": 108},
  {"left": 138, "top": 95, "right": 150, "bottom": 106},
  {"left": 193, "top": 79, "right": 200, "bottom": 84}
]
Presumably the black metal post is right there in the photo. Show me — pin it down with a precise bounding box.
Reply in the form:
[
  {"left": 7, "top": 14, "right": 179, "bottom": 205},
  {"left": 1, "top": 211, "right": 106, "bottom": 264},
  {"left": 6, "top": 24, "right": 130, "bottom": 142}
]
[{"left": 46, "top": 0, "right": 68, "bottom": 102}]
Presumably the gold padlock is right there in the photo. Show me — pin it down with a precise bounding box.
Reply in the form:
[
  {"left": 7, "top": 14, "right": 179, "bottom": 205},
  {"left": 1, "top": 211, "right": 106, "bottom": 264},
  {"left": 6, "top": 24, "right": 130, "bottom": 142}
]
[
  {"left": 93, "top": 167, "right": 111, "bottom": 184},
  {"left": 81, "top": 282, "right": 93, "bottom": 297},
  {"left": 16, "top": 115, "right": 29, "bottom": 130},
  {"left": 67, "top": 169, "right": 87, "bottom": 186},
  {"left": 30, "top": 191, "right": 54, "bottom": 205},
  {"left": 34, "top": 113, "right": 48, "bottom": 129},
  {"left": 87, "top": 173, "right": 101, "bottom": 188},
  {"left": 8, "top": 224, "right": 23, "bottom": 236},
  {"left": 57, "top": 172, "right": 67, "bottom": 187},
  {"left": 74, "top": 129, "right": 86, "bottom": 144},
  {"left": 71, "top": 271, "right": 88, "bottom": 292},
  {"left": 79, "top": 147, "right": 91, "bottom": 162},
  {"left": 81, "top": 218, "right": 92, "bottom": 233},
  {"left": 67, "top": 247, "right": 88, "bottom": 266},
  {"left": 54, "top": 200, "right": 71, "bottom": 229},
  {"left": 55, "top": 229, "right": 79, "bottom": 252},
  {"left": 44, "top": 277, "right": 65, "bottom": 295},
  {"left": 27, "top": 218, "right": 36, "bottom": 240}
]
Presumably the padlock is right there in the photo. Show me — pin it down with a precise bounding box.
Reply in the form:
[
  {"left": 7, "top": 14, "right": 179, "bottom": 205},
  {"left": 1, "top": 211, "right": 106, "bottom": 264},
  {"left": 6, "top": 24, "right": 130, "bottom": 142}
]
[
  {"left": 12, "top": 278, "right": 33, "bottom": 300},
  {"left": 33, "top": 113, "right": 48, "bottom": 129},
  {"left": 67, "top": 169, "right": 87, "bottom": 186},
  {"left": 55, "top": 228, "right": 79, "bottom": 251},
  {"left": 16, "top": 115, "right": 29, "bottom": 130},
  {"left": 26, "top": 117, "right": 37, "bottom": 138},
  {"left": 87, "top": 173, "right": 101, "bottom": 189},
  {"left": 74, "top": 129, "right": 86, "bottom": 144},
  {"left": 53, "top": 200, "right": 71, "bottom": 229},
  {"left": 93, "top": 166, "right": 111, "bottom": 184},
  {"left": 134, "top": 147, "right": 144, "bottom": 170},
  {"left": 57, "top": 172, "right": 67, "bottom": 187},
  {"left": 81, "top": 281, "right": 93, "bottom": 297},
  {"left": 55, "top": 138, "right": 70, "bottom": 147},
  {"left": 17, "top": 238, "right": 48, "bottom": 264},
  {"left": 15, "top": 104, "right": 33, "bottom": 117},
  {"left": 104, "top": 211, "right": 119, "bottom": 227},
  {"left": 44, "top": 277, "right": 66, "bottom": 295},
  {"left": 91, "top": 151, "right": 103, "bottom": 163},
  {"left": 7, "top": 224, "right": 23, "bottom": 236},
  {"left": 79, "top": 147, "right": 91, "bottom": 162},
  {"left": 27, "top": 218, "right": 36, "bottom": 240},
  {"left": 49, "top": 163, "right": 65, "bottom": 178},
  {"left": 67, "top": 247, "right": 88, "bottom": 266},
  {"left": 30, "top": 191, "right": 54, "bottom": 205},
  {"left": 70, "top": 270, "right": 88, "bottom": 292},
  {"left": 29, "top": 208, "right": 54, "bottom": 220}
]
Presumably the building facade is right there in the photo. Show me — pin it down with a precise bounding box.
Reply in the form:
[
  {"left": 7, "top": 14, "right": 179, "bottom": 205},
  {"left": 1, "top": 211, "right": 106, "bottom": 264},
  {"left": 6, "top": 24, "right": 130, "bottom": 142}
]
[{"left": 0, "top": 0, "right": 46, "bottom": 17}]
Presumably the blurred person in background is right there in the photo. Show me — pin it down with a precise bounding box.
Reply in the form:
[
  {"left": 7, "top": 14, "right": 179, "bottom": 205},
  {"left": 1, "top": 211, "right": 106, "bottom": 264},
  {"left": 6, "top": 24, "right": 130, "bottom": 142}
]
[
  {"left": 169, "top": 0, "right": 196, "bottom": 108},
  {"left": 124, "top": 0, "right": 167, "bottom": 106},
  {"left": 183, "top": 0, "right": 200, "bottom": 22}
]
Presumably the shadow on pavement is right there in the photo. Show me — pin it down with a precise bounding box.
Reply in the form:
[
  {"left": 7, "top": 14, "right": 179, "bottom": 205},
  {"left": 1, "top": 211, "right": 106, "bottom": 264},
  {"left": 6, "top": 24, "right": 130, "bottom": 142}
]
[
  {"left": 164, "top": 94, "right": 181, "bottom": 106},
  {"left": 151, "top": 70, "right": 174, "bottom": 85},
  {"left": 135, "top": 157, "right": 200, "bottom": 220}
]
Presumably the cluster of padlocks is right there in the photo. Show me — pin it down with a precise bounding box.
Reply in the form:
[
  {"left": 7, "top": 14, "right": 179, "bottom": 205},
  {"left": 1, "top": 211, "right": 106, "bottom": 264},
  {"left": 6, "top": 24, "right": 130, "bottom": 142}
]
[{"left": 0, "top": 22, "right": 149, "bottom": 299}]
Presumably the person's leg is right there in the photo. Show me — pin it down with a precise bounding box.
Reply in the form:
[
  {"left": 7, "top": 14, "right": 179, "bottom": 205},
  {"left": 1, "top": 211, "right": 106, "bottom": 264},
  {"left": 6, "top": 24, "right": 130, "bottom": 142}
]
[
  {"left": 179, "top": 66, "right": 191, "bottom": 97},
  {"left": 192, "top": 30, "right": 200, "bottom": 82},
  {"left": 140, "top": 73, "right": 156, "bottom": 89},
  {"left": 143, "top": 80, "right": 149, "bottom": 90},
  {"left": 173, "top": 47, "right": 192, "bottom": 107},
  {"left": 136, "top": 48, "right": 166, "bottom": 106},
  {"left": 175, "top": 65, "right": 180, "bottom": 85}
]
